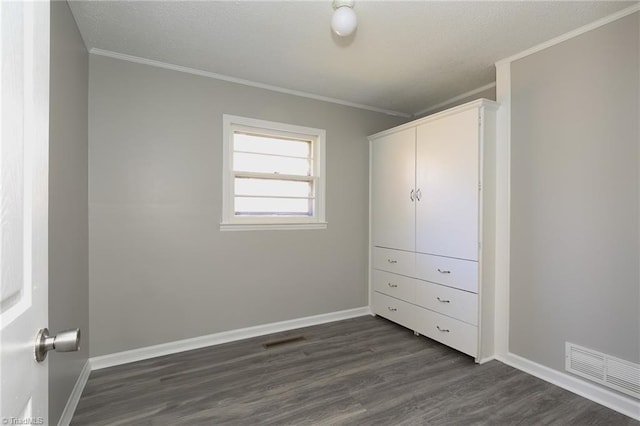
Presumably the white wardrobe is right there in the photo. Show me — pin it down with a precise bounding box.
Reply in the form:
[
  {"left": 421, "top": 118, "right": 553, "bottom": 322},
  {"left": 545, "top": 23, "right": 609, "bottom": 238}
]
[{"left": 369, "top": 99, "right": 497, "bottom": 363}]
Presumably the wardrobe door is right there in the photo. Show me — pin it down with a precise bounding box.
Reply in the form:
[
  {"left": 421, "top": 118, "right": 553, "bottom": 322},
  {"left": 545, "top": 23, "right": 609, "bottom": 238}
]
[
  {"left": 415, "top": 109, "right": 479, "bottom": 260},
  {"left": 371, "top": 128, "right": 416, "bottom": 252}
]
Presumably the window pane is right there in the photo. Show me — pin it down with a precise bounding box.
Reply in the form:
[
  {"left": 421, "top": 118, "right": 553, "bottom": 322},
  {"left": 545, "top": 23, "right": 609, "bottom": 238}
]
[
  {"left": 234, "top": 152, "right": 311, "bottom": 176},
  {"left": 235, "top": 178, "right": 313, "bottom": 198},
  {"left": 235, "top": 197, "right": 313, "bottom": 216},
  {"left": 234, "top": 133, "right": 311, "bottom": 158}
]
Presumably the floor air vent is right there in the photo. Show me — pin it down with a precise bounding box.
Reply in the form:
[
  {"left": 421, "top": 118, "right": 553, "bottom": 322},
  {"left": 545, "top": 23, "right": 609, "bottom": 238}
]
[
  {"left": 566, "top": 342, "right": 640, "bottom": 399},
  {"left": 263, "top": 335, "right": 306, "bottom": 349}
]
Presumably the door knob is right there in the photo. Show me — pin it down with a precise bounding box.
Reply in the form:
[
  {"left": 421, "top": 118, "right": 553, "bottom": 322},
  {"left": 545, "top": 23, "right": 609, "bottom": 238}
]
[{"left": 35, "top": 328, "right": 81, "bottom": 362}]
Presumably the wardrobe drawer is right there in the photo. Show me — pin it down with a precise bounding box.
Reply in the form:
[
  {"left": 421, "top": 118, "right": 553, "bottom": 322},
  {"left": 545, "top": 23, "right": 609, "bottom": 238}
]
[
  {"left": 373, "top": 270, "right": 416, "bottom": 303},
  {"left": 415, "top": 281, "right": 478, "bottom": 325},
  {"left": 372, "top": 292, "right": 417, "bottom": 330},
  {"left": 372, "top": 247, "right": 415, "bottom": 276},
  {"left": 415, "top": 253, "right": 478, "bottom": 293},
  {"left": 414, "top": 308, "right": 478, "bottom": 357}
]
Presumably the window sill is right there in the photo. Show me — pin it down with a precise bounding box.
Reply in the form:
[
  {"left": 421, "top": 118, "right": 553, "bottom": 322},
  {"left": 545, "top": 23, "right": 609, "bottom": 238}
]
[{"left": 219, "top": 222, "right": 328, "bottom": 232}]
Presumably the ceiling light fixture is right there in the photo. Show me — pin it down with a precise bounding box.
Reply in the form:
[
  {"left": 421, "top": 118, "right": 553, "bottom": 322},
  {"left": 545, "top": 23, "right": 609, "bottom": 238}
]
[{"left": 331, "top": 0, "right": 357, "bottom": 37}]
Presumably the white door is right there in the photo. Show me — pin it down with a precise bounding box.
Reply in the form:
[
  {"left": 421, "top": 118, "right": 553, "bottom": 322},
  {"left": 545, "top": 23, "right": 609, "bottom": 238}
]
[
  {"left": 1, "top": 1, "right": 50, "bottom": 423},
  {"left": 371, "top": 128, "right": 416, "bottom": 252},
  {"left": 416, "top": 108, "right": 479, "bottom": 261}
]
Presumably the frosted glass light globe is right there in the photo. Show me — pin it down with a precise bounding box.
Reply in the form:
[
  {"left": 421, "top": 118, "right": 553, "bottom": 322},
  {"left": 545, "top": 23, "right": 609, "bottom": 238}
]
[{"left": 331, "top": 6, "right": 357, "bottom": 37}]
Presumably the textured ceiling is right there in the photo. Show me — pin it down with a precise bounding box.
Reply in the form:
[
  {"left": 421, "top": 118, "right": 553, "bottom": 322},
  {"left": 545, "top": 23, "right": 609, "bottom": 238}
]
[{"left": 68, "top": 1, "right": 635, "bottom": 116}]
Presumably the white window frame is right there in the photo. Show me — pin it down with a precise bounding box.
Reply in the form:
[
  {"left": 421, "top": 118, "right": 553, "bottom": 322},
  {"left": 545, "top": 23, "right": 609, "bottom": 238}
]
[{"left": 221, "top": 114, "right": 327, "bottom": 231}]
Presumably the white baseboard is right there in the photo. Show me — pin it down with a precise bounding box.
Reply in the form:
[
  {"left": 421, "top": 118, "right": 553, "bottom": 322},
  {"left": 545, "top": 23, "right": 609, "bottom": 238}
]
[
  {"left": 61, "top": 315, "right": 639, "bottom": 423},
  {"left": 57, "top": 359, "right": 91, "bottom": 426},
  {"left": 496, "top": 352, "right": 640, "bottom": 421},
  {"left": 478, "top": 355, "right": 496, "bottom": 365},
  {"left": 90, "top": 306, "right": 371, "bottom": 370}
]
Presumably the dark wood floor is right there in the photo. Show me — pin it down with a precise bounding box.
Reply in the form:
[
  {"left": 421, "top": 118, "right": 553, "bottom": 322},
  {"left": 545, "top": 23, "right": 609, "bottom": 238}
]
[{"left": 72, "top": 316, "right": 637, "bottom": 425}]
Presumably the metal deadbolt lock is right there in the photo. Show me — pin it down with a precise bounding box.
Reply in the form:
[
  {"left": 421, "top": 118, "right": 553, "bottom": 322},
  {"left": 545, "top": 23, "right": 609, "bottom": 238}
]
[{"left": 35, "top": 328, "right": 81, "bottom": 362}]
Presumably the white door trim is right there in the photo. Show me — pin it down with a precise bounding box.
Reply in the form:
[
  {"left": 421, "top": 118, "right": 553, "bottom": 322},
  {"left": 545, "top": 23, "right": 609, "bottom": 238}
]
[{"left": 493, "top": 61, "right": 511, "bottom": 358}]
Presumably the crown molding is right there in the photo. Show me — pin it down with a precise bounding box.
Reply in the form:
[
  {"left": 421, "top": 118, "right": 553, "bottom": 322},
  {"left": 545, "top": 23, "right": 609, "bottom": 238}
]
[
  {"left": 496, "top": 3, "right": 640, "bottom": 66},
  {"left": 89, "top": 48, "right": 411, "bottom": 118},
  {"left": 413, "top": 82, "right": 497, "bottom": 117}
]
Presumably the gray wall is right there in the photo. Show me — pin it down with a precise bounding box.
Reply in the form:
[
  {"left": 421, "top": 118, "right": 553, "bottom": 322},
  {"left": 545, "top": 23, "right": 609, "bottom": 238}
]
[
  {"left": 49, "top": 1, "right": 89, "bottom": 423},
  {"left": 510, "top": 12, "right": 639, "bottom": 375},
  {"left": 88, "top": 55, "right": 405, "bottom": 357}
]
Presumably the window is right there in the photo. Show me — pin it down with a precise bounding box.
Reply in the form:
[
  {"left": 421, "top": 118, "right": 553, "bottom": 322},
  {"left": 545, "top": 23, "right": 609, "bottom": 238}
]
[{"left": 221, "top": 115, "right": 326, "bottom": 231}]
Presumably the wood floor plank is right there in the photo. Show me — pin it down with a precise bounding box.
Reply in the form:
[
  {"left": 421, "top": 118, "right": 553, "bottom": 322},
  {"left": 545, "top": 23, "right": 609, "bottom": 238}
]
[{"left": 71, "top": 316, "right": 637, "bottom": 425}]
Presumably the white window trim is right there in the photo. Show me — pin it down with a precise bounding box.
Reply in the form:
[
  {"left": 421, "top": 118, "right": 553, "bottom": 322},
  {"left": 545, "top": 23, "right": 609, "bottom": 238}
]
[{"left": 221, "top": 114, "right": 327, "bottom": 231}]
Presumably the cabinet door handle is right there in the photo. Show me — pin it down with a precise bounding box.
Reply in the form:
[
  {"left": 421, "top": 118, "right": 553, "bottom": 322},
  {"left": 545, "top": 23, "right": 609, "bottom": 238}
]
[
  {"left": 410, "top": 189, "right": 415, "bottom": 202},
  {"left": 388, "top": 283, "right": 398, "bottom": 288},
  {"left": 437, "top": 297, "right": 450, "bottom": 303},
  {"left": 436, "top": 326, "right": 450, "bottom": 333},
  {"left": 388, "top": 307, "right": 398, "bottom": 312},
  {"left": 437, "top": 268, "right": 451, "bottom": 274},
  {"left": 387, "top": 259, "right": 398, "bottom": 264},
  {"left": 416, "top": 188, "right": 422, "bottom": 201}
]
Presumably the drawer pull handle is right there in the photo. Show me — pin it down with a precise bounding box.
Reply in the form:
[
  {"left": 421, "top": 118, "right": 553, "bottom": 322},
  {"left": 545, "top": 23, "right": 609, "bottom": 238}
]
[
  {"left": 388, "top": 307, "right": 398, "bottom": 312},
  {"left": 388, "top": 283, "right": 398, "bottom": 288},
  {"left": 437, "top": 269, "right": 451, "bottom": 274},
  {"left": 437, "top": 297, "right": 450, "bottom": 303},
  {"left": 387, "top": 259, "right": 398, "bottom": 264},
  {"left": 436, "top": 326, "right": 450, "bottom": 333},
  {"left": 410, "top": 189, "right": 415, "bottom": 202}
]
